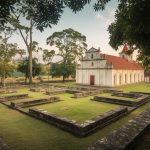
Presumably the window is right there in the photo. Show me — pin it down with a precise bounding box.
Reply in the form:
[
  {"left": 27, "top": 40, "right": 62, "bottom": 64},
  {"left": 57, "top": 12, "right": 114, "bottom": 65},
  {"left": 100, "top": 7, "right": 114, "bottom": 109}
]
[
  {"left": 91, "top": 54, "right": 94, "bottom": 59},
  {"left": 91, "top": 62, "right": 94, "bottom": 66},
  {"left": 134, "top": 74, "right": 136, "bottom": 82},
  {"left": 130, "top": 74, "right": 132, "bottom": 83},
  {"left": 125, "top": 74, "right": 127, "bottom": 83},
  {"left": 119, "top": 75, "right": 122, "bottom": 85},
  {"left": 114, "top": 75, "right": 116, "bottom": 86},
  {"left": 138, "top": 73, "right": 140, "bottom": 82}
]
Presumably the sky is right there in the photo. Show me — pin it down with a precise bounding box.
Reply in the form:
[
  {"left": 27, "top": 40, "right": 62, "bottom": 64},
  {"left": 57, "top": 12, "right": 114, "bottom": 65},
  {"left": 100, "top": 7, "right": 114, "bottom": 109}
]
[{"left": 9, "top": 0, "right": 120, "bottom": 62}]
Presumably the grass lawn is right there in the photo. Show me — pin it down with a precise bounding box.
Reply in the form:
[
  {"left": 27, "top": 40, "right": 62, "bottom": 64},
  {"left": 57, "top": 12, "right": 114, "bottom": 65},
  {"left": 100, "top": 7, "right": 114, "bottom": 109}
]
[
  {"left": 27, "top": 93, "right": 119, "bottom": 123},
  {"left": 2, "top": 88, "right": 50, "bottom": 105},
  {"left": 48, "top": 81, "right": 76, "bottom": 86},
  {"left": 96, "top": 93, "right": 136, "bottom": 101},
  {"left": 0, "top": 83, "right": 150, "bottom": 150},
  {"left": 0, "top": 101, "right": 150, "bottom": 150},
  {"left": 115, "top": 83, "right": 150, "bottom": 92}
]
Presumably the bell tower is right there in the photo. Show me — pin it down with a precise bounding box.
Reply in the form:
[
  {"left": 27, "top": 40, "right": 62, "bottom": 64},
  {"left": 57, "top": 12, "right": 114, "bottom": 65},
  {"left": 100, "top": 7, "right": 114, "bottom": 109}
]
[{"left": 120, "top": 44, "right": 133, "bottom": 61}]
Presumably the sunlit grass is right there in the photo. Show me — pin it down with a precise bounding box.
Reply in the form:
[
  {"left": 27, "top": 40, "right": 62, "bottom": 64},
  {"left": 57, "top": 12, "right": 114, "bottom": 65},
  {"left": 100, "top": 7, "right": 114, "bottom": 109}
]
[
  {"left": 28, "top": 93, "right": 119, "bottom": 123},
  {"left": 0, "top": 83, "right": 150, "bottom": 150},
  {"left": 96, "top": 93, "right": 136, "bottom": 101},
  {"left": 115, "top": 83, "right": 150, "bottom": 92}
]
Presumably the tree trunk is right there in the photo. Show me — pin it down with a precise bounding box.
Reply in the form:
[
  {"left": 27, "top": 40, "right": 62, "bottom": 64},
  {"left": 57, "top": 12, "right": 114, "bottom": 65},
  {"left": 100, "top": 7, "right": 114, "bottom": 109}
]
[
  {"left": 48, "top": 65, "right": 49, "bottom": 81},
  {"left": 48, "top": 74, "right": 49, "bottom": 81},
  {"left": 29, "top": 19, "right": 33, "bottom": 84},
  {"left": 2, "top": 72, "right": 5, "bottom": 88},
  {"left": 0, "top": 77, "right": 2, "bottom": 85},
  {"left": 63, "top": 75, "right": 65, "bottom": 82},
  {"left": 28, "top": 49, "right": 32, "bottom": 84}
]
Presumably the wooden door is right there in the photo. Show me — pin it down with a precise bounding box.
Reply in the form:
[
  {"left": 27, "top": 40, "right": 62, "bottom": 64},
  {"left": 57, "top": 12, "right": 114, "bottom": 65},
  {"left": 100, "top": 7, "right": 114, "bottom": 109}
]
[{"left": 90, "top": 75, "right": 95, "bottom": 85}]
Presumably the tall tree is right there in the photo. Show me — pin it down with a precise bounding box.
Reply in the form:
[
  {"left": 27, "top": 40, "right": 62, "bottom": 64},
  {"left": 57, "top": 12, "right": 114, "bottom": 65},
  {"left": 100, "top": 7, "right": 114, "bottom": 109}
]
[
  {"left": 1, "top": 0, "right": 149, "bottom": 56},
  {"left": 0, "top": 0, "right": 110, "bottom": 27},
  {"left": 0, "top": 0, "right": 114, "bottom": 84},
  {"left": 47, "top": 28, "right": 87, "bottom": 81},
  {"left": 17, "top": 57, "right": 42, "bottom": 83},
  {"left": 7, "top": 0, "right": 64, "bottom": 84},
  {"left": 50, "top": 62, "right": 76, "bottom": 81},
  {"left": 47, "top": 28, "right": 87, "bottom": 62},
  {"left": 108, "top": 0, "right": 150, "bottom": 57},
  {"left": 0, "top": 30, "right": 18, "bottom": 87},
  {"left": 42, "top": 49, "right": 55, "bottom": 81}
]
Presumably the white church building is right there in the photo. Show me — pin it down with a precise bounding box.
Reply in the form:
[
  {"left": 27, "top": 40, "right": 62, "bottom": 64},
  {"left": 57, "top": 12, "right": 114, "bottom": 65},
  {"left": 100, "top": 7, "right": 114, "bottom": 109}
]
[{"left": 76, "top": 46, "right": 144, "bottom": 87}]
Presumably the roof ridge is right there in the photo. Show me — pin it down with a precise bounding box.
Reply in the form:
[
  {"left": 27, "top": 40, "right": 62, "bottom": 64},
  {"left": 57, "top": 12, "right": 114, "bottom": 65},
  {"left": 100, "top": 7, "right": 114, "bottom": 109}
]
[{"left": 100, "top": 53, "right": 143, "bottom": 70}]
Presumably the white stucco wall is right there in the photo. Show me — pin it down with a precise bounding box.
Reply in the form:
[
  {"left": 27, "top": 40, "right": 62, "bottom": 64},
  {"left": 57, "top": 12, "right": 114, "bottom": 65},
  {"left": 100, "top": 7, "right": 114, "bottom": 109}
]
[
  {"left": 76, "top": 69, "right": 113, "bottom": 86},
  {"left": 76, "top": 47, "right": 144, "bottom": 87},
  {"left": 112, "top": 69, "right": 144, "bottom": 86}
]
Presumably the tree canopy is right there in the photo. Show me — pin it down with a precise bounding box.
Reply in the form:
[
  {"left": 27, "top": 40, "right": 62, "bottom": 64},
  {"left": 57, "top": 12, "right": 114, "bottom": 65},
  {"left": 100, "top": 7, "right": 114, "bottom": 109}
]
[
  {"left": 0, "top": 34, "right": 18, "bottom": 87},
  {"left": 0, "top": 0, "right": 110, "bottom": 29},
  {"left": 108, "top": 0, "right": 150, "bottom": 57},
  {"left": 17, "top": 57, "right": 42, "bottom": 82},
  {"left": 1, "top": 0, "right": 149, "bottom": 66},
  {"left": 47, "top": 28, "right": 87, "bottom": 63},
  {"left": 47, "top": 28, "right": 86, "bottom": 81},
  {"left": 43, "top": 49, "right": 55, "bottom": 65},
  {"left": 50, "top": 62, "right": 76, "bottom": 81}
]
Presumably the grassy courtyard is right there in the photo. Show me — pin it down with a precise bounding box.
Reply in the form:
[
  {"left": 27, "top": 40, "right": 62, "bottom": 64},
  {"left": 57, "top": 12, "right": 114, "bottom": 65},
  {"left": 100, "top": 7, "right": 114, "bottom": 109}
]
[
  {"left": 0, "top": 83, "right": 150, "bottom": 150},
  {"left": 28, "top": 93, "right": 119, "bottom": 123},
  {"left": 115, "top": 83, "right": 150, "bottom": 92},
  {"left": 97, "top": 93, "right": 136, "bottom": 101}
]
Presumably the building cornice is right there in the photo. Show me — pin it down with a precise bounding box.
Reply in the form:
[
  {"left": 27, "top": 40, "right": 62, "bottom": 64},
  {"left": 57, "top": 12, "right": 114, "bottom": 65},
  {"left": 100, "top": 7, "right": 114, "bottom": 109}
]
[{"left": 81, "top": 59, "right": 105, "bottom": 61}]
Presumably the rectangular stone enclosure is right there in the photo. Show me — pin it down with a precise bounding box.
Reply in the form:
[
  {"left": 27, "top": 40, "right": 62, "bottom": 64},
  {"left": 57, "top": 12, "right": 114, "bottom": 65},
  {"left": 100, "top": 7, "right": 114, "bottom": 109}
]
[{"left": 29, "top": 107, "right": 128, "bottom": 137}]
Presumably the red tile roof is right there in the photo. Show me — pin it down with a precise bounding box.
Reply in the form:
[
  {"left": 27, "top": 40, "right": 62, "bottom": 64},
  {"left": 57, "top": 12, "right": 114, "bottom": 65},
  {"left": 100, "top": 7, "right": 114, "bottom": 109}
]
[
  {"left": 122, "top": 44, "right": 128, "bottom": 52},
  {"left": 101, "top": 54, "right": 143, "bottom": 70}
]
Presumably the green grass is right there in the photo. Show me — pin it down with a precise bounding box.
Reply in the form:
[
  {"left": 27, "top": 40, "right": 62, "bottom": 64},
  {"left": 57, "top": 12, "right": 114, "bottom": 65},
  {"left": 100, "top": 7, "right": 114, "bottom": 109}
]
[
  {"left": 28, "top": 93, "right": 119, "bottom": 123},
  {"left": 0, "top": 83, "right": 150, "bottom": 150},
  {"left": 48, "top": 81, "right": 76, "bottom": 86},
  {"left": 0, "top": 101, "right": 150, "bottom": 150},
  {"left": 97, "top": 93, "right": 136, "bottom": 101},
  {"left": 115, "top": 83, "right": 150, "bottom": 92},
  {"left": 3, "top": 88, "right": 50, "bottom": 105}
]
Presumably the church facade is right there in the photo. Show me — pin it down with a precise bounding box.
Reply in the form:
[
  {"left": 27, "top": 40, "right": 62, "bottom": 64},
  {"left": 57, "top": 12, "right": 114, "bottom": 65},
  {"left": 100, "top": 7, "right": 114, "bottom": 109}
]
[{"left": 76, "top": 47, "right": 144, "bottom": 87}]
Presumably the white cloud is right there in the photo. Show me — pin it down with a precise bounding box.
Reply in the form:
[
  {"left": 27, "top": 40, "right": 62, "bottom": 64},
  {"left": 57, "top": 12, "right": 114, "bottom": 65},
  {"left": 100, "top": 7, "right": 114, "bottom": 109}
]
[
  {"left": 96, "top": 14, "right": 104, "bottom": 20},
  {"left": 95, "top": 7, "right": 115, "bottom": 26}
]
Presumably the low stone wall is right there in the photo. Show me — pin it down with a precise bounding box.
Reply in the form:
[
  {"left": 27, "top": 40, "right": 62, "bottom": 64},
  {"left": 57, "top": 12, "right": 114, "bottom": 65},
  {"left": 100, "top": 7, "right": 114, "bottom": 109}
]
[
  {"left": 10, "top": 97, "right": 61, "bottom": 108},
  {"left": 29, "top": 107, "right": 127, "bottom": 137},
  {"left": 92, "top": 96, "right": 136, "bottom": 106},
  {"left": 73, "top": 90, "right": 103, "bottom": 98},
  {"left": 45, "top": 89, "right": 66, "bottom": 95},
  {"left": 104, "top": 89, "right": 123, "bottom": 94},
  {"left": 112, "top": 92, "right": 141, "bottom": 99},
  {"left": 30, "top": 88, "right": 44, "bottom": 92},
  {"left": 65, "top": 89, "right": 80, "bottom": 94},
  {"left": 130, "top": 91, "right": 150, "bottom": 95},
  {"left": 92, "top": 94, "right": 150, "bottom": 107},
  {"left": 0, "top": 94, "right": 28, "bottom": 102},
  {"left": 49, "top": 85, "right": 99, "bottom": 92},
  {"left": 88, "top": 108, "right": 150, "bottom": 150},
  {"left": 0, "top": 138, "right": 10, "bottom": 150},
  {"left": 0, "top": 89, "right": 17, "bottom": 94}
]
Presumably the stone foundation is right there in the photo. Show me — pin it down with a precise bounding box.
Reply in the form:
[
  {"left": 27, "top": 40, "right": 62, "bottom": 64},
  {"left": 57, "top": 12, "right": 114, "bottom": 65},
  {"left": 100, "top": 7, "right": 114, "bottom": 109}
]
[
  {"left": 88, "top": 108, "right": 150, "bottom": 150},
  {"left": 10, "top": 97, "right": 61, "bottom": 108},
  {"left": 0, "top": 89, "right": 17, "bottom": 94},
  {"left": 112, "top": 92, "right": 141, "bottom": 99},
  {"left": 29, "top": 107, "right": 127, "bottom": 137},
  {"left": 0, "top": 138, "right": 10, "bottom": 150},
  {"left": 130, "top": 91, "right": 150, "bottom": 95},
  {"left": 73, "top": 90, "right": 103, "bottom": 98},
  {"left": 45, "top": 89, "right": 66, "bottom": 95},
  {"left": 0, "top": 94, "right": 28, "bottom": 102},
  {"left": 92, "top": 94, "right": 150, "bottom": 107}
]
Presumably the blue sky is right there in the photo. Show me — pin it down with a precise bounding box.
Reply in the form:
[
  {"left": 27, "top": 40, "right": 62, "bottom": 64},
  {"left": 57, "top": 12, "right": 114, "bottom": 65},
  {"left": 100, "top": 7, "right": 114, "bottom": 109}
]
[{"left": 9, "top": 0, "right": 120, "bottom": 62}]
